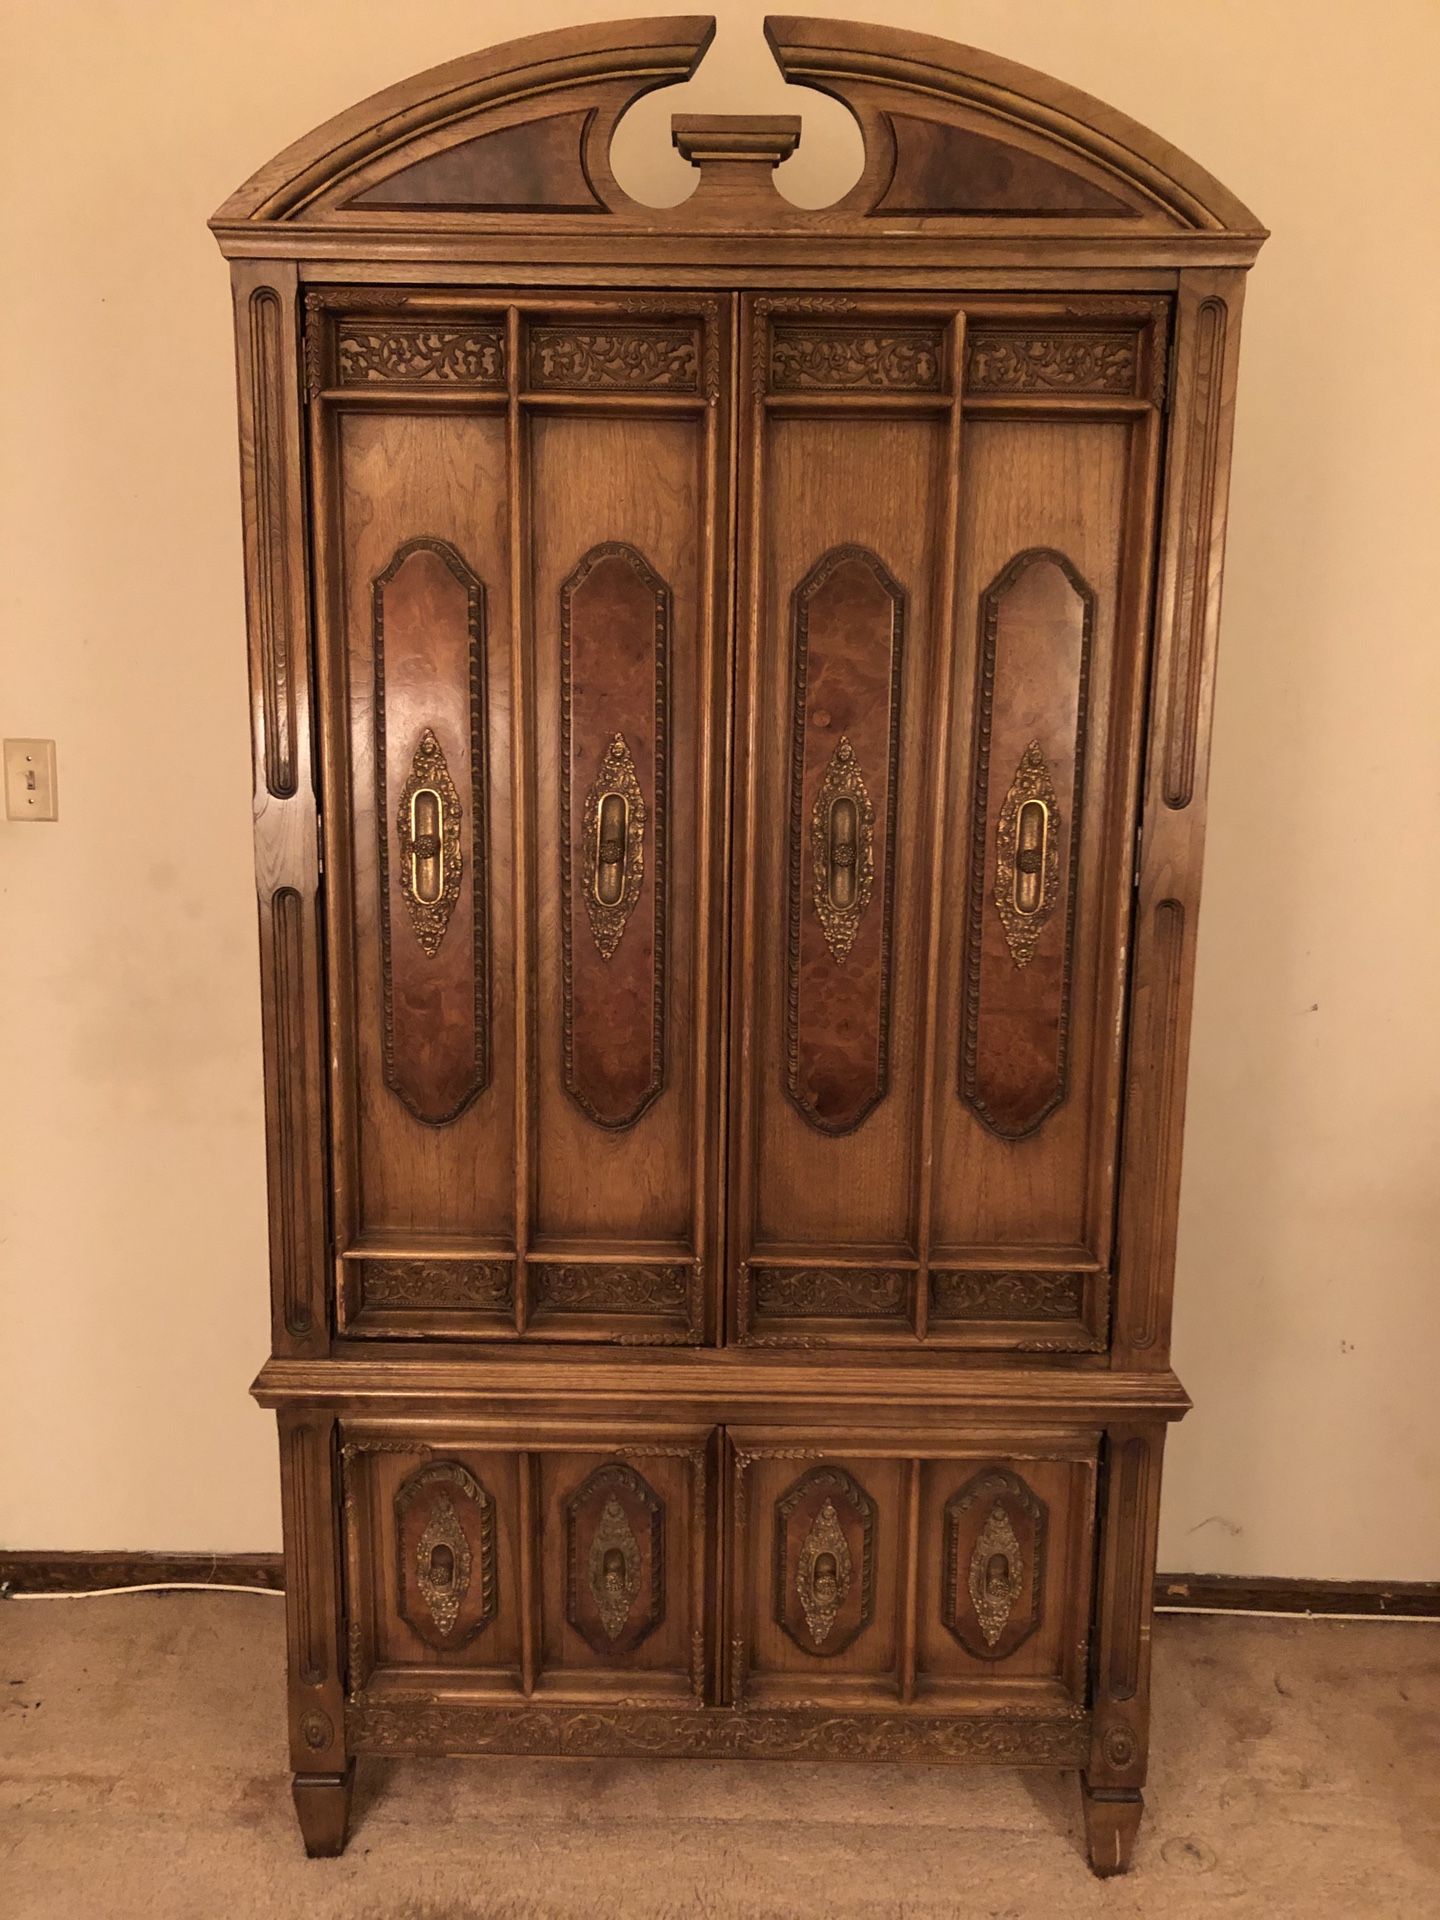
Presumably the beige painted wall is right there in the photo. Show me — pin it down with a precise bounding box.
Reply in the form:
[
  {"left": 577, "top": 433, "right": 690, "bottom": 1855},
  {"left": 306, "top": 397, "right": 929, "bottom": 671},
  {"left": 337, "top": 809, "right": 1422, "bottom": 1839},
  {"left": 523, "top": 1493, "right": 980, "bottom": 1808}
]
[{"left": 2, "top": 1, "right": 1437, "bottom": 1576}]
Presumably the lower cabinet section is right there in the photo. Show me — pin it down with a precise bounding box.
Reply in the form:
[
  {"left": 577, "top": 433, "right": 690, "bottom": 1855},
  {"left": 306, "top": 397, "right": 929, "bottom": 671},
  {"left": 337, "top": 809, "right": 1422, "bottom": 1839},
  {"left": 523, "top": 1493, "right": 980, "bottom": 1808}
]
[
  {"left": 340, "top": 1417, "right": 1097, "bottom": 1758},
  {"left": 728, "top": 1430, "right": 1096, "bottom": 1713},
  {"left": 342, "top": 1425, "right": 711, "bottom": 1703}
]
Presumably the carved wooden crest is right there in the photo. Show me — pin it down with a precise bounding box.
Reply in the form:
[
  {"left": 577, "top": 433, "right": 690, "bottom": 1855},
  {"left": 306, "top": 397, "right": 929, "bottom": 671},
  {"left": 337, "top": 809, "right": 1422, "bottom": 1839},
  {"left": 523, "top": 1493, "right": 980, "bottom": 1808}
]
[
  {"left": 942, "top": 1467, "right": 1046, "bottom": 1660},
  {"left": 394, "top": 1461, "right": 497, "bottom": 1651},
  {"left": 565, "top": 1463, "right": 664, "bottom": 1656},
  {"left": 774, "top": 1465, "right": 876, "bottom": 1656}
]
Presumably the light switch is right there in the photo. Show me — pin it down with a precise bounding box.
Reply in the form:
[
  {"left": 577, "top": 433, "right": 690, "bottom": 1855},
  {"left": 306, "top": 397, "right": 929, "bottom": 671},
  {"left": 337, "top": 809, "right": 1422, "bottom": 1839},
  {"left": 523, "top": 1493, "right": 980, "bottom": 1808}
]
[{"left": 4, "top": 739, "right": 58, "bottom": 821}]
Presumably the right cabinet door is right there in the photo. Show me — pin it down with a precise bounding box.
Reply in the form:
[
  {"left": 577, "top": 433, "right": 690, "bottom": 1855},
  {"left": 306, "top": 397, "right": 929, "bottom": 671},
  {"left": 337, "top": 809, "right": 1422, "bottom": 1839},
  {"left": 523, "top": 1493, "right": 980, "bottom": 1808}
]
[{"left": 730, "top": 293, "right": 1167, "bottom": 1352}]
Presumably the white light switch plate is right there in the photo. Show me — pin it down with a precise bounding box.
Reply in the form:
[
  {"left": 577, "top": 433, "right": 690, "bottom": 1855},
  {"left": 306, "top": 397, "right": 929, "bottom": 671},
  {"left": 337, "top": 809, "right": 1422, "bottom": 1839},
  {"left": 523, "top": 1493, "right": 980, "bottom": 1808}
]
[{"left": 4, "top": 739, "right": 59, "bottom": 820}]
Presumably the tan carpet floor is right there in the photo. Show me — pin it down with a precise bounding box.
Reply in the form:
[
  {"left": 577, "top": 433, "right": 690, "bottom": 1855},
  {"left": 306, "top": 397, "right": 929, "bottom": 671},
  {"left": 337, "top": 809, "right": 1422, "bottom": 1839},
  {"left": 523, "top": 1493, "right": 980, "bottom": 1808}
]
[{"left": 1, "top": 1593, "right": 1436, "bottom": 1918}]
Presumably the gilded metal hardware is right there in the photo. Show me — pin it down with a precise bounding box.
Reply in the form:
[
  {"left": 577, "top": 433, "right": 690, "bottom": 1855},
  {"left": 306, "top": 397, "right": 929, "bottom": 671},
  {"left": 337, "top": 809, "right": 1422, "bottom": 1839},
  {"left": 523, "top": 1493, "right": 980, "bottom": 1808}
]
[
  {"left": 397, "top": 728, "right": 462, "bottom": 956},
  {"left": 969, "top": 1501, "right": 1024, "bottom": 1649},
  {"left": 994, "top": 741, "right": 1060, "bottom": 968},
  {"left": 583, "top": 733, "right": 646, "bottom": 960},
  {"left": 796, "top": 1499, "right": 852, "bottom": 1647},
  {"left": 810, "top": 736, "right": 875, "bottom": 962},
  {"left": 415, "top": 1495, "right": 471, "bottom": 1637},
  {"left": 588, "top": 1496, "right": 642, "bottom": 1642}
]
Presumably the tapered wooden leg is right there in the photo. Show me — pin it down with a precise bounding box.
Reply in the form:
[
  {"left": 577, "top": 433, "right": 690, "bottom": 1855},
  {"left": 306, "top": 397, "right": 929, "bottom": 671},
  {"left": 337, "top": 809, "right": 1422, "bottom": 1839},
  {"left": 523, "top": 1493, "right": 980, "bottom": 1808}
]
[
  {"left": 278, "top": 1412, "right": 354, "bottom": 1856},
  {"left": 1080, "top": 1424, "right": 1165, "bottom": 1876},
  {"left": 292, "top": 1763, "right": 355, "bottom": 1857},
  {"left": 1081, "top": 1780, "right": 1143, "bottom": 1877}
]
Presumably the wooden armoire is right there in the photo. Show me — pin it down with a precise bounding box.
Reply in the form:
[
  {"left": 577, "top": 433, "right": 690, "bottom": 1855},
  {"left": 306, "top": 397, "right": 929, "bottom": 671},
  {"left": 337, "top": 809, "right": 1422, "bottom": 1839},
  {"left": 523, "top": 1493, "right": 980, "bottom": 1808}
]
[{"left": 213, "top": 16, "right": 1263, "bottom": 1875}]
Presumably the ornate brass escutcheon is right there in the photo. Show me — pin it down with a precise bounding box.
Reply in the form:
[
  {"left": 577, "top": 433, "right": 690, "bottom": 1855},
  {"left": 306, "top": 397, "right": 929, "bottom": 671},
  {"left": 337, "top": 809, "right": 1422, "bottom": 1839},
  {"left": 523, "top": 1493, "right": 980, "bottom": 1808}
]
[
  {"left": 583, "top": 732, "right": 646, "bottom": 960},
  {"left": 397, "top": 727, "right": 463, "bottom": 956}
]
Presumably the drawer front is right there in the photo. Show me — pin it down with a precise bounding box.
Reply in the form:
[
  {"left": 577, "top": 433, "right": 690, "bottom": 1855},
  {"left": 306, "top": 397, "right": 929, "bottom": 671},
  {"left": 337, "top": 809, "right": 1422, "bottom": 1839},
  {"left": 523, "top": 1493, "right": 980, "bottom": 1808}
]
[
  {"left": 727, "top": 1429, "right": 1097, "bottom": 1712},
  {"left": 342, "top": 1424, "right": 713, "bottom": 1703}
]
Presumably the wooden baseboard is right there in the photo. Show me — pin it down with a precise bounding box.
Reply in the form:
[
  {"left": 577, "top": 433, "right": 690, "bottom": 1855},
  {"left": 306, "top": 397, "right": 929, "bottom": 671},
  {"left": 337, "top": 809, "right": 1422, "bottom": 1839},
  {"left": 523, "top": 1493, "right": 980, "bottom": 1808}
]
[
  {"left": 0, "top": 1551, "right": 285, "bottom": 1593},
  {"left": 3, "top": 1552, "right": 1436, "bottom": 1616},
  {"left": 1155, "top": 1573, "right": 1440, "bottom": 1618}
]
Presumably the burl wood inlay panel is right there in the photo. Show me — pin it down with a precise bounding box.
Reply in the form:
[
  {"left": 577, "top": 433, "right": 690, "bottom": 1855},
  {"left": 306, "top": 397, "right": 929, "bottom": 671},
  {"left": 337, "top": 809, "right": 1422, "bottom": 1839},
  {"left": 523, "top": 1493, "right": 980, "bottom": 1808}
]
[
  {"left": 374, "top": 538, "right": 490, "bottom": 1125},
  {"left": 962, "top": 549, "right": 1094, "bottom": 1139},
  {"left": 560, "top": 542, "right": 670, "bottom": 1131},
  {"left": 786, "top": 546, "right": 906, "bottom": 1135}
]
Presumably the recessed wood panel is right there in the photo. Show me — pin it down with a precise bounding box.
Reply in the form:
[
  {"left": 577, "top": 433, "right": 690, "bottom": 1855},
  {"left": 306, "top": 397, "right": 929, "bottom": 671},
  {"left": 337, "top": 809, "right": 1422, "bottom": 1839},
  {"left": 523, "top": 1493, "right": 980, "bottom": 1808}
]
[
  {"left": 736, "top": 393, "right": 946, "bottom": 1264},
  {"left": 529, "top": 404, "right": 718, "bottom": 1255},
  {"left": 734, "top": 1446, "right": 903, "bottom": 1700},
  {"left": 335, "top": 411, "right": 515, "bottom": 1243},
  {"left": 941, "top": 1466, "right": 1046, "bottom": 1661},
  {"left": 785, "top": 545, "right": 906, "bottom": 1135},
  {"left": 931, "top": 417, "right": 1143, "bottom": 1260},
  {"left": 560, "top": 542, "right": 669, "bottom": 1131},
  {"left": 563, "top": 1463, "right": 665, "bottom": 1656},
  {"left": 538, "top": 1442, "right": 706, "bottom": 1692},
  {"left": 917, "top": 1449, "right": 1096, "bottom": 1701},
  {"left": 374, "top": 538, "right": 491, "bottom": 1126},
  {"left": 346, "top": 1440, "right": 523, "bottom": 1681},
  {"left": 961, "top": 547, "right": 1094, "bottom": 1140}
]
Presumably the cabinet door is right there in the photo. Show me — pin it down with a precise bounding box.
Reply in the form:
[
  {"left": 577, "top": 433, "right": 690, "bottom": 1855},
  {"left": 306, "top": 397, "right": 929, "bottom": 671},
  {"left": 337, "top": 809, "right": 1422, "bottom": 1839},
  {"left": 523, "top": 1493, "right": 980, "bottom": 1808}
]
[
  {"left": 312, "top": 291, "right": 731, "bottom": 1344},
  {"left": 731, "top": 294, "right": 1165, "bottom": 1351}
]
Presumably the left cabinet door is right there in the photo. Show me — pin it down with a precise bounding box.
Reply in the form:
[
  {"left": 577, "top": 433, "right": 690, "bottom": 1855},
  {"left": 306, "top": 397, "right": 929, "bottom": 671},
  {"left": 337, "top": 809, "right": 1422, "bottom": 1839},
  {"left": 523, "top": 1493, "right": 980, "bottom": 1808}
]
[{"left": 309, "top": 291, "right": 732, "bottom": 1343}]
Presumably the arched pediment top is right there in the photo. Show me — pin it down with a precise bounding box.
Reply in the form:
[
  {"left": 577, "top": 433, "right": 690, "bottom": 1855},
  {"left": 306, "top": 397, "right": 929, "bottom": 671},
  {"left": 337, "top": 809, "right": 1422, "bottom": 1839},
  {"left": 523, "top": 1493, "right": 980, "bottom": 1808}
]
[
  {"left": 765, "top": 16, "right": 1263, "bottom": 235},
  {"left": 212, "top": 15, "right": 717, "bottom": 225},
  {"left": 211, "top": 14, "right": 1264, "bottom": 262}
]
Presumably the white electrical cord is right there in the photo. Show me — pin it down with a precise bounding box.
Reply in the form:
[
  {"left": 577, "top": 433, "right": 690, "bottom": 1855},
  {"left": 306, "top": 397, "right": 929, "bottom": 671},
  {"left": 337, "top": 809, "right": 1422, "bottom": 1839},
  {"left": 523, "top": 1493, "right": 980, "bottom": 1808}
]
[{"left": 2, "top": 1582, "right": 285, "bottom": 1600}]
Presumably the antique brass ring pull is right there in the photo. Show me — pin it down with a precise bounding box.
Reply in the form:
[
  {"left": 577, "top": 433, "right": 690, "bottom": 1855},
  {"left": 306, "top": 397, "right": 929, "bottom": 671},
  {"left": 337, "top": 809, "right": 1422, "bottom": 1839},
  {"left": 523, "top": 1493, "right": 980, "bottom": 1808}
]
[
  {"left": 593, "top": 789, "right": 629, "bottom": 907},
  {"left": 825, "top": 794, "right": 859, "bottom": 909},
  {"left": 408, "top": 787, "right": 446, "bottom": 906},
  {"left": 1011, "top": 798, "right": 1049, "bottom": 917}
]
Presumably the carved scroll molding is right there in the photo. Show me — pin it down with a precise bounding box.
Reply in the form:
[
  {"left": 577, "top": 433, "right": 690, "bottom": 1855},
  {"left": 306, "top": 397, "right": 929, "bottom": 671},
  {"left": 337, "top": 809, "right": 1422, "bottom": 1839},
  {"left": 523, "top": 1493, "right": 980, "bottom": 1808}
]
[
  {"left": 771, "top": 324, "right": 943, "bottom": 393},
  {"left": 338, "top": 322, "right": 505, "bottom": 387},
  {"left": 356, "top": 1259, "right": 514, "bottom": 1313},
  {"left": 929, "top": 1270, "right": 1084, "bottom": 1322},
  {"left": 246, "top": 288, "right": 298, "bottom": 798},
  {"left": 394, "top": 1461, "right": 497, "bottom": 1652},
  {"left": 753, "top": 1267, "right": 909, "bottom": 1320},
  {"left": 773, "top": 1465, "right": 877, "bottom": 1657},
  {"left": 560, "top": 542, "right": 670, "bottom": 1130},
  {"left": 533, "top": 1265, "right": 689, "bottom": 1317},
  {"left": 966, "top": 331, "right": 1137, "bottom": 395},
  {"left": 374, "top": 537, "right": 491, "bottom": 1126},
  {"left": 529, "top": 325, "right": 700, "bottom": 392},
  {"left": 786, "top": 545, "right": 906, "bottom": 1135},
  {"left": 565, "top": 1463, "right": 664, "bottom": 1656},
  {"left": 349, "top": 1697, "right": 1091, "bottom": 1765},
  {"left": 962, "top": 548, "right": 1094, "bottom": 1140},
  {"left": 942, "top": 1467, "right": 1047, "bottom": 1661}
]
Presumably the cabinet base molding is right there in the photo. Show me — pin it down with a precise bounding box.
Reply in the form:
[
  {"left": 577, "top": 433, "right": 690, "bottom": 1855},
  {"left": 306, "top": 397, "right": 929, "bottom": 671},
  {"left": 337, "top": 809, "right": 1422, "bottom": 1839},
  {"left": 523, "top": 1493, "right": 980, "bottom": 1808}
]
[{"left": 347, "top": 1696, "right": 1090, "bottom": 1765}]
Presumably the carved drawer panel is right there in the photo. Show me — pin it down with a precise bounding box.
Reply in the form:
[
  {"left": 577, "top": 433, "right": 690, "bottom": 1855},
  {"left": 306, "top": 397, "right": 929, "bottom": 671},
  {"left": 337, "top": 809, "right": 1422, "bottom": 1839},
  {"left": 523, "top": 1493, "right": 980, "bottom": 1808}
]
[
  {"left": 537, "top": 1443, "right": 708, "bottom": 1697},
  {"left": 343, "top": 1436, "right": 524, "bottom": 1688},
  {"left": 342, "top": 1424, "right": 712, "bottom": 1705},
  {"left": 727, "top": 1430, "right": 1096, "bottom": 1712}
]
